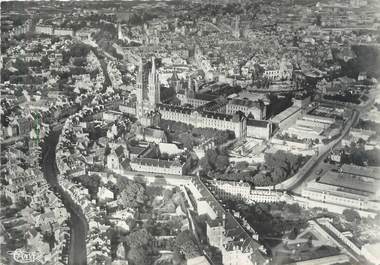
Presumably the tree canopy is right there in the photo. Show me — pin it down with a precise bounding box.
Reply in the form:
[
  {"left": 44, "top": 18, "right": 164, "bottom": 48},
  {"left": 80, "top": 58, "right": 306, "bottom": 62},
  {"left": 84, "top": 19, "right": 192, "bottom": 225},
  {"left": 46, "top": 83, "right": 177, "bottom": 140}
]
[
  {"left": 200, "top": 149, "right": 230, "bottom": 173},
  {"left": 175, "top": 230, "right": 201, "bottom": 259},
  {"left": 127, "top": 246, "right": 151, "bottom": 265},
  {"left": 124, "top": 228, "right": 152, "bottom": 249},
  {"left": 263, "top": 150, "right": 306, "bottom": 184},
  {"left": 343, "top": 209, "right": 361, "bottom": 222},
  {"left": 14, "top": 58, "right": 29, "bottom": 75},
  {"left": 118, "top": 181, "right": 146, "bottom": 208}
]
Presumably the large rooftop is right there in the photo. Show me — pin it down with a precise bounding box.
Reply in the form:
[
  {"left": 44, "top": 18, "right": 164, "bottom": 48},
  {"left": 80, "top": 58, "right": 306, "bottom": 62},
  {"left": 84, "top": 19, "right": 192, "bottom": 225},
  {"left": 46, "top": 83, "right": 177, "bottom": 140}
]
[{"left": 318, "top": 166, "right": 380, "bottom": 196}]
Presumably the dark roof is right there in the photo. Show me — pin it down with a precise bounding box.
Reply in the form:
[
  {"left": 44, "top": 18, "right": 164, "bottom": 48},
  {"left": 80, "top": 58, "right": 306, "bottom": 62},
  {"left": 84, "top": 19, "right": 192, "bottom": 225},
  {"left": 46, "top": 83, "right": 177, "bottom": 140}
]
[
  {"left": 247, "top": 119, "right": 269, "bottom": 128},
  {"left": 144, "top": 127, "right": 166, "bottom": 139},
  {"left": 131, "top": 158, "right": 182, "bottom": 168},
  {"left": 228, "top": 98, "right": 262, "bottom": 108},
  {"left": 201, "top": 111, "right": 233, "bottom": 121},
  {"left": 197, "top": 100, "right": 227, "bottom": 112},
  {"left": 114, "top": 145, "right": 125, "bottom": 158},
  {"left": 128, "top": 145, "right": 146, "bottom": 155},
  {"left": 158, "top": 104, "right": 193, "bottom": 115},
  {"left": 194, "top": 93, "right": 218, "bottom": 101}
]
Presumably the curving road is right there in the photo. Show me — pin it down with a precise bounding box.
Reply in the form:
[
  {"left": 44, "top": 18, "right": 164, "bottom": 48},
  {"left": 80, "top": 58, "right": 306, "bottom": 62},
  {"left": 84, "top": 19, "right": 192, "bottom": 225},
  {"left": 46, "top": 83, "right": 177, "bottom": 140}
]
[
  {"left": 288, "top": 109, "right": 360, "bottom": 193},
  {"left": 41, "top": 130, "right": 88, "bottom": 265}
]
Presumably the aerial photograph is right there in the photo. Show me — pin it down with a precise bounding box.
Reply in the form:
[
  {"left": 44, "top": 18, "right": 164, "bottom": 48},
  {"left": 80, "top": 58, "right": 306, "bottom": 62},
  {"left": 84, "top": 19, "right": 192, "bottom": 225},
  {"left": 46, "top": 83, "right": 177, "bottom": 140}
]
[{"left": 0, "top": 0, "right": 380, "bottom": 264}]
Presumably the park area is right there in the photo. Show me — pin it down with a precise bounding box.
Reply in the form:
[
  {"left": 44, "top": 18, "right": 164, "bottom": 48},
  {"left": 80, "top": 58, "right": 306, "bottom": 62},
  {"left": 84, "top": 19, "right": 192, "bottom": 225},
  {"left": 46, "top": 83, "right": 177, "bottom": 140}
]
[{"left": 200, "top": 149, "right": 310, "bottom": 187}]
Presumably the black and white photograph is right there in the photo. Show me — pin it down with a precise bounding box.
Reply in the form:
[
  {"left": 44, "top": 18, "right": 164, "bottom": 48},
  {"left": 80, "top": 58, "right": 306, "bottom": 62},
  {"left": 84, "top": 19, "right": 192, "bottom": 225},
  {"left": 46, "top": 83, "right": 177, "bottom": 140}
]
[{"left": 1, "top": 0, "right": 380, "bottom": 264}]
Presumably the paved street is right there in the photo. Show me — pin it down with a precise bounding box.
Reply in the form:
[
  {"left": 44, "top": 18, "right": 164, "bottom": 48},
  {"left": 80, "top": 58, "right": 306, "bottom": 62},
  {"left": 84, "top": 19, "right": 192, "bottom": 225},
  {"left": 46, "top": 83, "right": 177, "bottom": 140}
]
[{"left": 288, "top": 109, "right": 360, "bottom": 194}]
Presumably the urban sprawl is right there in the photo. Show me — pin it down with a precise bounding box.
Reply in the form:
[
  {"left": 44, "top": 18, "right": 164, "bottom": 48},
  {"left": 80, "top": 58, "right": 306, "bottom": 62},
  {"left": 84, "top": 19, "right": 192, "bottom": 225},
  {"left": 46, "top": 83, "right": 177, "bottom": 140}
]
[{"left": 1, "top": 0, "right": 380, "bottom": 265}]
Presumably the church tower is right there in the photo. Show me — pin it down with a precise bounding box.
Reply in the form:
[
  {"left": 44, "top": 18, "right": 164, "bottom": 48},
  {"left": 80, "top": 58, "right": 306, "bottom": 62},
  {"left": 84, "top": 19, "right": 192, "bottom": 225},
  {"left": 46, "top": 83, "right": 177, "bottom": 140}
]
[
  {"left": 136, "top": 56, "right": 161, "bottom": 127},
  {"left": 136, "top": 57, "right": 145, "bottom": 119},
  {"left": 186, "top": 76, "right": 194, "bottom": 99},
  {"left": 148, "top": 57, "right": 160, "bottom": 108},
  {"left": 233, "top": 16, "right": 240, "bottom": 39},
  {"left": 169, "top": 69, "right": 181, "bottom": 92}
]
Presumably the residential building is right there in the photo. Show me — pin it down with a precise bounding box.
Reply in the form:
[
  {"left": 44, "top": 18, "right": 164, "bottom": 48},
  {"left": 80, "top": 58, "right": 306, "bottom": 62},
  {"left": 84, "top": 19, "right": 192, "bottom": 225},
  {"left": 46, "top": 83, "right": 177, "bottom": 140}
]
[
  {"left": 226, "top": 98, "right": 267, "bottom": 120},
  {"left": 186, "top": 177, "right": 270, "bottom": 265},
  {"left": 54, "top": 28, "right": 74, "bottom": 37},
  {"left": 35, "top": 25, "right": 54, "bottom": 35},
  {"left": 130, "top": 157, "right": 186, "bottom": 175}
]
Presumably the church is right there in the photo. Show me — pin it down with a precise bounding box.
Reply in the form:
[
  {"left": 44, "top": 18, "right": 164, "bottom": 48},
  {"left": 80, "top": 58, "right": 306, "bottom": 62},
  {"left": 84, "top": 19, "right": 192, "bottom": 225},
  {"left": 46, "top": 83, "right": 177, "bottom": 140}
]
[
  {"left": 120, "top": 56, "right": 272, "bottom": 140},
  {"left": 135, "top": 56, "right": 162, "bottom": 127}
]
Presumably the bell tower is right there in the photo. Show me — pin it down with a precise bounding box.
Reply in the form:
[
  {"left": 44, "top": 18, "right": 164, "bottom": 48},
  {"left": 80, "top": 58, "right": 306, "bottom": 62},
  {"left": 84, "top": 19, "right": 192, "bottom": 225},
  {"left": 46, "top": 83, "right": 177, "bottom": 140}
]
[{"left": 148, "top": 56, "right": 160, "bottom": 108}]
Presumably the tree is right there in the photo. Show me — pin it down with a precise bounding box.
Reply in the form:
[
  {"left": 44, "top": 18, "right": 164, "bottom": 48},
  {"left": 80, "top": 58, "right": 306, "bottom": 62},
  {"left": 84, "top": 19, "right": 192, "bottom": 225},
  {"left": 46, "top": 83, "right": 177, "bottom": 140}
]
[
  {"left": 175, "top": 230, "right": 201, "bottom": 259},
  {"left": 127, "top": 247, "right": 151, "bottom": 265},
  {"left": 288, "top": 227, "right": 298, "bottom": 240},
  {"left": 315, "top": 14, "right": 322, "bottom": 26},
  {"left": 357, "top": 138, "right": 366, "bottom": 146},
  {"left": 285, "top": 203, "right": 301, "bottom": 214},
  {"left": 163, "top": 189, "right": 173, "bottom": 202},
  {"left": 118, "top": 182, "right": 146, "bottom": 208},
  {"left": 252, "top": 173, "right": 272, "bottom": 186},
  {"left": 263, "top": 150, "right": 306, "bottom": 185},
  {"left": 199, "top": 157, "right": 212, "bottom": 173},
  {"left": 124, "top": 228, "right": 152, "bottom": 248},
  {"left": 1, "top": 69, "right": 11, "bottom": 82},
  {"left": 160, "top": 152, "right": 169, "bottom": 160},
  {"left": 0, "top": 195, "right": 12, "bottom": 207},
  {"left": 14, "top": 58, "right": 28, "bottom": 75},
  {"left": 78, "top": 175, "right": 101, "bottom": 199},
  {"left": 343, "top": 209, "right": 361, "bottom": 222},
  {"left": 181, "top": 241, "right": 201, "bottom": 259},
  {"left": 366, "top": 149, "right": 380, "bottom": 166},
  {"left": 200, "top": 149, "right": 229, "bottom": 174},
  {"left": 69, "top": 43, "right": 91, "bottom": 57},
  {"left": 215, "top": 154, "right": 229, "bottom": 171},
  {"left": 235, "top": 161, "right": 249, "bottom": 171},
  {"left": 172, "top": 250, "right": 185, "bottom": 265},
  {"left": 73, "top": 57, "right": 87, "bottom": 67},
  {"left": 15, "top": 197, "right": 29, "bottom": 210},
  {"left": 41, "top": 56, "right": 50, "bottom": 69}
]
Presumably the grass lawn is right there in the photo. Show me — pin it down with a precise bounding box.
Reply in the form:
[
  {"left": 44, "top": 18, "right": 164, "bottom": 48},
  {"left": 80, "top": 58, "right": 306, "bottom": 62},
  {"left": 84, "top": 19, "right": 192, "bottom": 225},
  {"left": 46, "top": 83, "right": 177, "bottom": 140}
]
[{"left": 159, "top": 119, "right": 234, "bottom": 149}]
